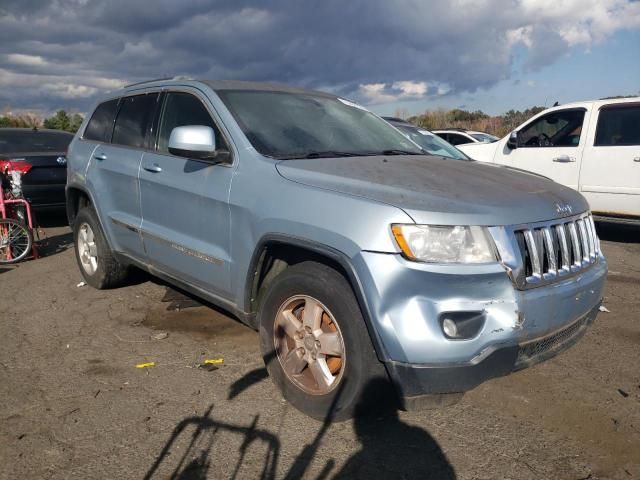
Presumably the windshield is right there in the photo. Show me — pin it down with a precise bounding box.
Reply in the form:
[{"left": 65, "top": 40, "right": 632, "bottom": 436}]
[
  {"left": 0, "top": 130, "right": 73, "bottom": 154},
  {"left": 394, "top": 124, "right": 468, "bottom": 160},
  {"left": 217, "top": 90, "right": 423, "bottom": 159},
  {"left": 470, "top": 133, "right": 498, "bottom": 143}
]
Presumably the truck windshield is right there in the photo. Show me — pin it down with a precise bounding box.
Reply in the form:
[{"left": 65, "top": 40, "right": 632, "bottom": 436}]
[{"left": 217, "top": 90, "right": 424, "bottom": 159}]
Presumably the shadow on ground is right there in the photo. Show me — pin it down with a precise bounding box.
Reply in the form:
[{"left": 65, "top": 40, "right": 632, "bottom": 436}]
[
  {"left": 33, "top": 209, "right": 68, "bottom": 228},
  {"left": 595, "top": 221, "right": 640, "bottom": 243},
  {"left": 36, "top": 230, "right": 73, "bottom": 257},
  {"left": 145, "top": 375, "right": 455, "bottom": 480}
]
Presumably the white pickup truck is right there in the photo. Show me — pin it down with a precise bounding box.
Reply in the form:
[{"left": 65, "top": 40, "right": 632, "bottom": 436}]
[{"left": 458, "top": 97, "right": 640, "bottom": 223}]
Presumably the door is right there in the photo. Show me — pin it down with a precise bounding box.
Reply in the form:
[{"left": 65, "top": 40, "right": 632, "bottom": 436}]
[
  {"left": 499, "top": 108, "right": 588, "bottom": 190},
  {"left": 139, "top": 90, "right": 233, "bottom": 297},
  {"left": 86, "top": 93, "right": 158, "bottom": 258},
  {"left": 579, "top": 103, "right": 640, "bottom": 217}
]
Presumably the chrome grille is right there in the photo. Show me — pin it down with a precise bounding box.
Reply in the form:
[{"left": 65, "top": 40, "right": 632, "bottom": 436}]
[
  {"left": 490, "top": 212, "right": 602, "bottom": 290},
  {"left": 514, "top": 214, "right": 600, "bottom": 286}
]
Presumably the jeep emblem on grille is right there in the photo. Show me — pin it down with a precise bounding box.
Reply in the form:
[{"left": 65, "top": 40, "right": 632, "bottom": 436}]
[{"left": 554, "top": 202, "right": 572, "bottom": 215}]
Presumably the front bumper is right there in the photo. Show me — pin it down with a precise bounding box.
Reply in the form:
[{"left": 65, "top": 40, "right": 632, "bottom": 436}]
[
  {"left": 354, "top": 250, "right": 607, "bottom": 399},
  {"left": 387, "top": 302, "right": 599, "bottom": 407}
]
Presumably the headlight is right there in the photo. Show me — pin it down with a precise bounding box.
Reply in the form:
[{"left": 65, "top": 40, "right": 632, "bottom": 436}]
[{"left": 391, "top": 224, "right": 496, "bottom": 264}]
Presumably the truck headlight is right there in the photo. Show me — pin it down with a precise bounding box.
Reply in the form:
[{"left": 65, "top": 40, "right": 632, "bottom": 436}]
[{"left": 391, "top": 224, "right": 496, "bottom": 264}]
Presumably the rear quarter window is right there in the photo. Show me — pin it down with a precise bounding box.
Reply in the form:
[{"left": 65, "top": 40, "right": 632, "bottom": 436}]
[
  {"left": 84, "top": 99, "right": 119, "bottom": 142},
  {"left": 594, "top": 104, "right": 640, "bottom": 146}
]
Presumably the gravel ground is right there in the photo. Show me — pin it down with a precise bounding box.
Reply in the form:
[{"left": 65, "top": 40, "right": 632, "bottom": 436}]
[{"left": 1, "top": 214, "right": 638, "bottom": 480}]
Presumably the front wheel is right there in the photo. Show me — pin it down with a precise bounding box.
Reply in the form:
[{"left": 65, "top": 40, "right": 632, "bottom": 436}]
[
  {"left": 258, "top": 261, "right": 386, "bottom": 421},
  {"left": 0, "top": 218, "right": 32, "bottom": 264}
]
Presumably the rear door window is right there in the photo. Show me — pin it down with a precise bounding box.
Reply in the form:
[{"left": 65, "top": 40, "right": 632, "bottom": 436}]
[
  {"left": 112, "top": 93, "right": 159, "bottom": 149},
  {"left": 594, "top": 104, "right": 640, "bottom": 146},
  {"left": 84, "top": 99, "right": 119, "bottom": 142}
]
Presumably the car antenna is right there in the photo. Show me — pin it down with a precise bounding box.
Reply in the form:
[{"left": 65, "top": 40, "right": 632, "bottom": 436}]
[{"left": 552, "top": 101, "right": 559, "bottom": 107}]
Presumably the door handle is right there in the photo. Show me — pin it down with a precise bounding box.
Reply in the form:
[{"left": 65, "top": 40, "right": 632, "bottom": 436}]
[
  {"left": 143, "top": 163, "right": 162, "bottom": 173},
  {"left": 94, "top": 153, "right": 107, "bottom": 161},
  {"left": 634, "top": 157, "right": 640, "bottom": 163},
  {"left": 552, "top": 155, "right": 575, "bottom": 163}
]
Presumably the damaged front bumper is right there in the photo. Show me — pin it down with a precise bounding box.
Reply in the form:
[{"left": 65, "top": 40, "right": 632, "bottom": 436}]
[{"left": 354, "top": 250, "right": 607, "bottom": 406}]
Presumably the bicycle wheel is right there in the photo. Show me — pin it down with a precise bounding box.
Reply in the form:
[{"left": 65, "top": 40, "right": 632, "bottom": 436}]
[{"left": 0, "top": 218, "right": 32, "bottom": 264}]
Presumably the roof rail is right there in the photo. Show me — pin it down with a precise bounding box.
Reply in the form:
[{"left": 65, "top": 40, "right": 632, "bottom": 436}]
[
  {"left": 124, "top": 76, "right": 194, "bottom": 88},
  {"left": 436, "top": 127, "right": 468, "bottom": 132}
]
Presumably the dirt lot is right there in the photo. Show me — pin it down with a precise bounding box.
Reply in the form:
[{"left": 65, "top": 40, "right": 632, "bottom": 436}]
[{"left": 1, "top": 215, "right": 638, "bottom": 480}]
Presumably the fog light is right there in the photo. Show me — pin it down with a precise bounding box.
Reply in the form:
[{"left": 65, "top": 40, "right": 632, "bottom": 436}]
[
  {"left": 439, "top": 311, "right": 486, "bottom": 340},
  {"left": 442, "top": 318, "right": 458, "bottom": 338}
]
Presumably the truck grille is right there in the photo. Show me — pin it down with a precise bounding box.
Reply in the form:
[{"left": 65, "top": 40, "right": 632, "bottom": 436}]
[{"left": 512, "top": 213, "right": 600, "bottom": 287}]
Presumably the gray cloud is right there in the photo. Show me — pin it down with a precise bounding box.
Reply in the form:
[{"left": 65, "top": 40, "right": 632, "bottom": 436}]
[{"left": 1, "top": 0, "right": 639, "bottom": 113}]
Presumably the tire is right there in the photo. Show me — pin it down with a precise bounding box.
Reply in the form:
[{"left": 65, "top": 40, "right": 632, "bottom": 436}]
[
  {"left": 73, "top": 206, "right": 128, "bottom": 289},
  {"left": 258, "top": 261, "right": 387, "bottom": 421},
  {"left": 0, "top": 218, "right": 32, "bottom": 264}
]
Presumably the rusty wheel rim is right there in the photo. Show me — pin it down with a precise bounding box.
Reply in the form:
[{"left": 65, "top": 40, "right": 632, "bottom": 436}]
[{"left": 273, "top": 295, "right": 346, "bottom": 395}]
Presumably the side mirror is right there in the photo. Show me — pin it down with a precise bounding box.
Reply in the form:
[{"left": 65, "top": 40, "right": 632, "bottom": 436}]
[
  {"left": 507, "top": 131, "right": 518, "bottom": 150},
  {"left": 168, "top": 126, "right": 229, "bottom": 163}
]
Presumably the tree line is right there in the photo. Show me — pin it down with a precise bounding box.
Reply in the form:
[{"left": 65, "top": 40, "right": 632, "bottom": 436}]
[
  {"left": 0, "top": 110, "right": 84, "bottom": 133},
  {"left": 403, "top": 106, "right": 546, "bottom": 138}
]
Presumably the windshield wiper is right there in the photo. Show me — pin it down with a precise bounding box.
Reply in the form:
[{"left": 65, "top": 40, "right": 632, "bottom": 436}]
[
  {"left": 304, "top": 151, "right": 363, "bottom": 158},
  {"left": 274, "top": 149, "right": 423, "bottom": 160},
  {"left": 276, "top": 151, "right": 364, "bottom": 160},
  {"left": 380, "top": 149, "right": 424, "bottom": 156}
]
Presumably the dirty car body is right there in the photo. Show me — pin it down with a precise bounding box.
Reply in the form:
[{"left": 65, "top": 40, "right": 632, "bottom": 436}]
[{"left": 66, "top": 79, "right": 607, "bottom": 416}]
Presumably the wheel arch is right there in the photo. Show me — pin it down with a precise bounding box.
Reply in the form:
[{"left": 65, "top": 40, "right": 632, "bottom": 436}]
[
  {"left": 244, "top": 233, "right": 388, "bottom": 361},
  {"left": 65, "top": 184, "right": 94, "bottom": 227}
]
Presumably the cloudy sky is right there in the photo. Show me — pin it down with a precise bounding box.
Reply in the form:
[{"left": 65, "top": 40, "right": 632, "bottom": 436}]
[{"left": 1, "top": 0, "right": 639, "bottom": 117}]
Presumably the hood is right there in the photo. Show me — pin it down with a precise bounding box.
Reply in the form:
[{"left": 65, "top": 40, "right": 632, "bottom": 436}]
[{"left": 276, "top": 155, "right": 589, "bottom": 226}]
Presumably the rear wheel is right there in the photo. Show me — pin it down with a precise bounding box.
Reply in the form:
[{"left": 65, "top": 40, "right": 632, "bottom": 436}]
[
  {"left": 0, "top": 218, "right": 32, "bottom": 264},
  {"left": 73, "top": 207, "right": 128, "bottom": 288},
  {"left": 258, "top": 261, "right": 385, "bottom": 421}
]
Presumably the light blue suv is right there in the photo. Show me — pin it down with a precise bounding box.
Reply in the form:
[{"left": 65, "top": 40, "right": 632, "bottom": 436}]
[{"left": 66, "top": 79, "right": 607, "bottom": 420}]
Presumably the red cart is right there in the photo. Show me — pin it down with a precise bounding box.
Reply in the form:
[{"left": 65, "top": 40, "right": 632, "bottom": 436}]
[{"left": 0, "top": 160, "right": 36, "bottom": 263}]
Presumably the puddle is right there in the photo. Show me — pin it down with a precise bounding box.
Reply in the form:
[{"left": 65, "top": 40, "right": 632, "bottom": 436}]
[
  {"left": 142, "top": 306, "right": 253, "bottom": 340},
  {"left": 160, "top": 287, "right": 202, "bottom": 311}
]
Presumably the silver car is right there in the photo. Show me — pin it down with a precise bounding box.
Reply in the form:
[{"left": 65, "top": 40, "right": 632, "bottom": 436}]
[{"left": 66, "top": 79, "right": 607, "bottom": 420}]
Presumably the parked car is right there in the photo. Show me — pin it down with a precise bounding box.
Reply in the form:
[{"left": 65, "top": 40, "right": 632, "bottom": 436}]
[
  {"left": 383, "top": 117, "right": 469, "bottom": 160},
  {"left": 66, "top": 79, "right": 607, "bottom": 420},
  {"left": 0, "top": 128, "right": 73, "bottom": 209},
  {"left": 457, "top": 98, "right": 640, "bottom": 223},
  {"left": 433, "top": 128, "right": 499, "bottom": 146}
]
